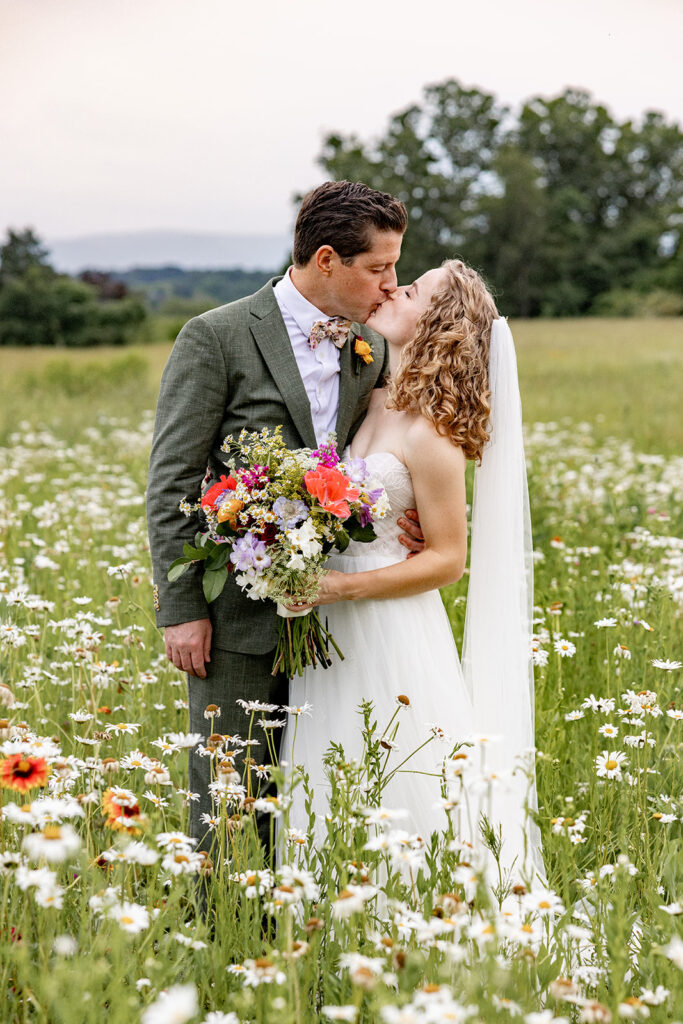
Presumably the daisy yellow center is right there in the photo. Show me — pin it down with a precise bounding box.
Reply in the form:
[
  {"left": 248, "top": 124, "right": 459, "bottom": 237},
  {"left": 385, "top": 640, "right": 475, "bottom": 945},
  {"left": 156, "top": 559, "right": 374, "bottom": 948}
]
[
  {"left": 120, "top": 915, "right": 134, "bottom": 925},
  {"left": 605, "top": 759, "right": 618, "bottom": 770},
  {"left": 538, "top": 900, "right": 551, "bottom": 909},
  {"left": 43, "top": 825, "right": 62, "bottom": 840}
]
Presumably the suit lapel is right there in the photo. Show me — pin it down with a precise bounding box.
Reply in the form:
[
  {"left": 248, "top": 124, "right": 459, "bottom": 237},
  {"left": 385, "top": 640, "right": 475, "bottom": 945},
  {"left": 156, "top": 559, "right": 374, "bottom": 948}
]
[
  {"left": 249, "top": 280, "right": 317, "bottom": 449},
  {"left": 334, "top": 323, "right": 364, "bottom": 452}
]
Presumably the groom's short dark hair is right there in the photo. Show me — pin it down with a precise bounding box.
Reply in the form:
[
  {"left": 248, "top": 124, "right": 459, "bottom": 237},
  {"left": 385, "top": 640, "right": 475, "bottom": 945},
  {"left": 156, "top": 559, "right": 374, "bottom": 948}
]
[{"left": 293, "top": 180, "right": 407, "bottom": 267}]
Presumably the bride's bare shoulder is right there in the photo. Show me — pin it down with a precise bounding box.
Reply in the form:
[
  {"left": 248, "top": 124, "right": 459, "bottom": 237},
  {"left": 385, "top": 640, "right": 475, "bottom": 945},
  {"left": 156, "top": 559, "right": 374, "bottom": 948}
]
[{"left": 403, "top": 415, "right": 465, "bottom": 469}]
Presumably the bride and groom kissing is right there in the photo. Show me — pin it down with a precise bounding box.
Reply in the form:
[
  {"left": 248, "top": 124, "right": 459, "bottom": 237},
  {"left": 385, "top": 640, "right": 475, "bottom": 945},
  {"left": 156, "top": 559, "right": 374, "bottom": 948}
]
[{"left": 146, "top": 179, "right": 545, "bottom": 885}]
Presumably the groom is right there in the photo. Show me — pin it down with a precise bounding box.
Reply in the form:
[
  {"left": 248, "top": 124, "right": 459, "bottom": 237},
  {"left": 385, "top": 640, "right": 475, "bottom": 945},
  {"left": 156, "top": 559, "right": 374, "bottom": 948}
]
[{"left": 146, "top": 180, "right": 423, "bottom": 861}]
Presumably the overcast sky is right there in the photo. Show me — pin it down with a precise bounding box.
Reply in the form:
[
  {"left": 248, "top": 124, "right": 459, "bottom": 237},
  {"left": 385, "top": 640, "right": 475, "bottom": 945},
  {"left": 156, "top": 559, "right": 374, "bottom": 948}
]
[{"left": 1, "top": 0, "right": 681, "bottom": 242}]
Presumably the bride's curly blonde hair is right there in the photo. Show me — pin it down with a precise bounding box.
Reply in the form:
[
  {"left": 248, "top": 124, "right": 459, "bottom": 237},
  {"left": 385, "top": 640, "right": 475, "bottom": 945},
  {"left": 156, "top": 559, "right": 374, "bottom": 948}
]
[{"left": 387, "top": 259, "right": 499, "bottom": 463}]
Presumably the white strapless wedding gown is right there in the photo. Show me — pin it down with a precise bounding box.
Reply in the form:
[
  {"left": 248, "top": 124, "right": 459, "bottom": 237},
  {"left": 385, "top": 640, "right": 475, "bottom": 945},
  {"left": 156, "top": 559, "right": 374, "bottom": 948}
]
[{"left": 281, "top": 450, "right": 543, "bottom": 883}]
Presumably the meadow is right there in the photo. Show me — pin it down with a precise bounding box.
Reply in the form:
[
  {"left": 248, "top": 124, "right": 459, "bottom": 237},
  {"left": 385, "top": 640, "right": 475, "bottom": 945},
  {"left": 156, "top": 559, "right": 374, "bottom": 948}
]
[{"left": 0, "top": 317, "right": 681, "bottom": 1024}]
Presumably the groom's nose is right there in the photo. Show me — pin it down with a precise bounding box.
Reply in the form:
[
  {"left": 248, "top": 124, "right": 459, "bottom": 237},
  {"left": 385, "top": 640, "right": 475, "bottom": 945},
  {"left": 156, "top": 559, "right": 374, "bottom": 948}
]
[{"left": 380, "top": 267, "right": 398, "bottom": 295}]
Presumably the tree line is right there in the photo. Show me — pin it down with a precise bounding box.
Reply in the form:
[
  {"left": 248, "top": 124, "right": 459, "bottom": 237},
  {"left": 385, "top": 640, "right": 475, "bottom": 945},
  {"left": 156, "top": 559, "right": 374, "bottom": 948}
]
[
  {"left": 2, "top": 80, "right": 680, "bottom": 349},
  {"left": 0, "top": 229, "right": 147, "bottom": 346},
  {"left": 313, "top": 80, "right": 683, "bottom": 317},
  {"left": 113, "top": 266, "right": 273, "bottom": 314},
  {"left": 0, "top": 231, "right": 279, "bottom": 346}
]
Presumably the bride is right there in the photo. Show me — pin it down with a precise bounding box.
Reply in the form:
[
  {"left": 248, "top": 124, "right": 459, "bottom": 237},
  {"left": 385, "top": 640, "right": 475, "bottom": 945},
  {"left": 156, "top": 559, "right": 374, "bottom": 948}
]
[{"left": 281, "top": 258, "right": 545, "bottom": 885}]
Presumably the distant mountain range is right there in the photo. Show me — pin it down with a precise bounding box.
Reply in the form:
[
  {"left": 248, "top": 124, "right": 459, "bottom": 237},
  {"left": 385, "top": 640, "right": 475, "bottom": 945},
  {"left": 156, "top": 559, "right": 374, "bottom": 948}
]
[{"left": 46, "top": 230, "right": 291, "bottom": 273}]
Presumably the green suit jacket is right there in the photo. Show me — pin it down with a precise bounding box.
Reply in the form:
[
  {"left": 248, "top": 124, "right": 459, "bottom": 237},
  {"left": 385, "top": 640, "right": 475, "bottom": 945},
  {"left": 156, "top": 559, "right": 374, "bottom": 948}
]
[{"left": 146, "top": 277, "right": 387, "bottom": 655}]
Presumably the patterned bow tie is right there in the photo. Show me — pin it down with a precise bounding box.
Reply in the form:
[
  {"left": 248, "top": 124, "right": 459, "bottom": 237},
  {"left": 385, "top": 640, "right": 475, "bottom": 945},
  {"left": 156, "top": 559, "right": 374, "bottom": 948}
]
[{"left": 308, "top": 317, "right": 352, "bottom": 351}]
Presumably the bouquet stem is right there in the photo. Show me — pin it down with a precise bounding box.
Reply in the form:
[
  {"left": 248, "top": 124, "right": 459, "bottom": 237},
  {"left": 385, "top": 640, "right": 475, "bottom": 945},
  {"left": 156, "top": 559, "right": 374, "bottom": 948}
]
[{"left": 272, "top": 609, "right": 344, "bottom": 678}]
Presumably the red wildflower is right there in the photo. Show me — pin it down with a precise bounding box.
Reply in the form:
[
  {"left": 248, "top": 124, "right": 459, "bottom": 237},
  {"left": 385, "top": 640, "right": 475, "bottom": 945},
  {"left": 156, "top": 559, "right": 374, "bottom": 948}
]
[
  {"left": 201, "top": 474, "right": 237, "bottom": 509},
  {"left": 304, "top": 466, "right": 360, "bottom": 519},
  {"left": 0, "top": 754, "right": 49, "bottom": 793}
]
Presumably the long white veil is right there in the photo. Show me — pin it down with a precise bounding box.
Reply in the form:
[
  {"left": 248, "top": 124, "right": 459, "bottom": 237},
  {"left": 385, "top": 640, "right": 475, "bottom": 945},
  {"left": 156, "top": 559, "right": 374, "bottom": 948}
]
[{"left": 461, "top": 318, "right": 546, "bottom": 882}]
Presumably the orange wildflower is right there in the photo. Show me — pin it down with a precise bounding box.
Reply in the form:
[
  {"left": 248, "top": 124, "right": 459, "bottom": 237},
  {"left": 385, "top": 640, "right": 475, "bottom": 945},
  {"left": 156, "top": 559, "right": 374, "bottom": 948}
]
[
  {"left": 304, "top": 466, "right": 360, "bottom": 519},
  {"left": 0, "top": 755, "right": 49, "bottom": 793},
  {"left": 101, "top": 788, "right": 144, "bottom": 835}
]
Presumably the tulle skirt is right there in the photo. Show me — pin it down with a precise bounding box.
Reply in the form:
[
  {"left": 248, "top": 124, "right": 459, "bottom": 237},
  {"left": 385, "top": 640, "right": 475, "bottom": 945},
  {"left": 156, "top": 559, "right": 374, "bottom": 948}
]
[
  {"left": 278, "top": 553, "right": 547, "bottom": 889},
  {"left": 281, "top": 552, "right": 476, "bottom": 846}
]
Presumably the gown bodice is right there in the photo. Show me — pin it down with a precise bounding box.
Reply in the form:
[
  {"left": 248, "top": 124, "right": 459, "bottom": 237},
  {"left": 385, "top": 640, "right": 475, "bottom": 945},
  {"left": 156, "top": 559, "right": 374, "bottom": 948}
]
[{"left": 343, "top": 450, "right": 414, "bottom": 564}]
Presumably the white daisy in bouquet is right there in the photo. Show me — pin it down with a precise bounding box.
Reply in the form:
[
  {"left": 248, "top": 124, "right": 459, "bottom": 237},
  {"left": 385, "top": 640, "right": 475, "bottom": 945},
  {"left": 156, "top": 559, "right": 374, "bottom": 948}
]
[{"left": 168, "top": 427, "right": 389, "bottom": 676}]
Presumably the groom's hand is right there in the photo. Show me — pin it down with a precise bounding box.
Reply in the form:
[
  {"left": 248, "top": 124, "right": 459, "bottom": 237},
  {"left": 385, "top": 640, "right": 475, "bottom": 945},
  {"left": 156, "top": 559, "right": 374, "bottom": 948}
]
[
  {"left": 164, "top": 618, "right": 212, "bottom": 678},
  {"left": 398, "top": 509, "right": 425, "bottom": 559}
]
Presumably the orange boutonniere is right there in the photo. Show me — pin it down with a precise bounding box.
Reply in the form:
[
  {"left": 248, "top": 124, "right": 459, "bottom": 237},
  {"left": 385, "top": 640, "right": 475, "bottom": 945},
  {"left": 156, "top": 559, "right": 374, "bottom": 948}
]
[{"left": 353, "top": 336, "right": 374, "bottom": 373}]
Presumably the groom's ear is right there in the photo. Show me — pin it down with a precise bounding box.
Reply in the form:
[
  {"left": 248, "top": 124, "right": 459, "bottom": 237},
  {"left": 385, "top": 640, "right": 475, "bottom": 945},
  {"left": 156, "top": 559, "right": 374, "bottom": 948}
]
[{"left": 313, "top": 245, "right": 337, "bottom": 277}]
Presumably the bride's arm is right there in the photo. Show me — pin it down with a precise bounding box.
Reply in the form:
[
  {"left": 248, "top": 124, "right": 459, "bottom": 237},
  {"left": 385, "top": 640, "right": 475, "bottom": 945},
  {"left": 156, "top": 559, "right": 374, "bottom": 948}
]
[{"left": 313, "top": 418, "right": 467, "bottom": 604}]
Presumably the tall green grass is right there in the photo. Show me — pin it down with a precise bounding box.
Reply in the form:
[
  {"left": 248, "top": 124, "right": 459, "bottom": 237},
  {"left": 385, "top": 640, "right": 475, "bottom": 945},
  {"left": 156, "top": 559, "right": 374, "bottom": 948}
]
[{"left": 1, "top": 317, "right": 681, "bottom": 452}]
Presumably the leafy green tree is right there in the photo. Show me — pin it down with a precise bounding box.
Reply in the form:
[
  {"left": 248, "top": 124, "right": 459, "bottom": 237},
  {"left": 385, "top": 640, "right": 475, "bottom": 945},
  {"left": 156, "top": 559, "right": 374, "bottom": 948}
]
[
  {"left": 473, "top": 147, "right": 548, "bottom": 317},
  {"left": 515, "top": 91, "right": 683, "bottom": 312},
  {"left": 0, "top": 228, "right": 53, "bottom": 285},
  {"left": 311, "top": 80, "right": 683, "bottom": 316},
  {"left": 318, "top": 82, "right": 507, "bottom": 284},
  {"left": 0, "top": 228, "right": 147, "bottom": 346}
]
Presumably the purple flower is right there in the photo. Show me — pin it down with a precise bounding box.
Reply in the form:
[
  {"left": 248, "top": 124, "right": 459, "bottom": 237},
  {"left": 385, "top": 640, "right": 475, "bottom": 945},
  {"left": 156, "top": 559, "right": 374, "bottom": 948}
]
[
  {"left": 359, "top": 506, "right": 374, "bottom": 528},
  {"left": 229, "top": 532, "right": 271, "bottom": 574},
  {"left": 346, "top": 457, "right": 368, "bottom": 484},
  {"left": 273, "top": 497, "right": 309, "bottom": 531},
  {"left": 358, "top": 488, "right": 382, "bottom": 528},
  {"left": 251, "top": 542, "right": 271, "bottom": 572}
]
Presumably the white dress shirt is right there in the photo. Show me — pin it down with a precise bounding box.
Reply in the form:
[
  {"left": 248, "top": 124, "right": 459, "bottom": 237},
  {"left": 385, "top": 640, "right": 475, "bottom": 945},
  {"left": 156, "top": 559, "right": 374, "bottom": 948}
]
[{"left": 273, "top": 268, "right": 342, "bottom": 445}]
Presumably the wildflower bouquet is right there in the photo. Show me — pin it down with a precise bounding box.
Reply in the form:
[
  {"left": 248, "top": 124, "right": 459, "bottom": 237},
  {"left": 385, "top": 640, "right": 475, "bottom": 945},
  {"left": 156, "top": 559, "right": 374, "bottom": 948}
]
[{"left": 168, "top": 427, "right": 389, "bottom": 677}]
